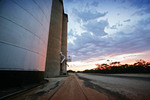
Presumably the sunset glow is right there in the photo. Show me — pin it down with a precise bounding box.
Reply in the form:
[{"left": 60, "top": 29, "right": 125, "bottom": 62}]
[
  {"left": 67, "top": 51, "right": 150, "bottom": 71},
  {"left": 64, "top": 0, "right": 150, "bottom": 71}
]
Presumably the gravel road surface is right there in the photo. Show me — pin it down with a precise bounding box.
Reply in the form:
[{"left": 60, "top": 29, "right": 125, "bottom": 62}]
[{"left": 77, "top": 73, "right": 150, "bottom": 100}]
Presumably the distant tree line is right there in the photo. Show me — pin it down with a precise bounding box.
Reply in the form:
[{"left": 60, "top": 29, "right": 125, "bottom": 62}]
[
  {"left": 82, "top": 59, "right": 150, "bottom": 74},
  {"left": 67, "top": 70, "right": 75, "bottom": 73}
]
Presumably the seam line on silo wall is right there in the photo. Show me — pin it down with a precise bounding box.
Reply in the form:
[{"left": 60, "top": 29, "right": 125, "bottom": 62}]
[
  {"left": 0, "top": 16, "right": 46, "bottom": 57},
  {"left": 0, "top": 16, "right": 46, "bottom": 44},
  {"left": 9, "top": 0, "right": 48, "bottom": 43},
  {"left": 0, "top": 40, "right": 44, "bottom": 57},
  {"left": 32, "top": 0, "right": 49, "bottom": 22},
  {"left": 11, "top": 0, "right": 49, "bottom": 32},
  {"left": 0, "top": 0, "right": 52, "bottom": 72}
]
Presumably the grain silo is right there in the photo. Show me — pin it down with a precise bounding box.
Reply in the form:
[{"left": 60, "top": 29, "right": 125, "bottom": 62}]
[
  {"left": 0, "top": 0, "right": 52, "bottom": 89},
  {"left": 45, "top": 0, "right": 68, "bottom": 77},
  {"left": 60, "top": 13, "right": 68, "bottom": 75}
]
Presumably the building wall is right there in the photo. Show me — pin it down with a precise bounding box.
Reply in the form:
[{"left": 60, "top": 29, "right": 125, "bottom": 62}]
[
  {"left": 0, "top": 0, "right": 52, "bottom": 89},
  {"left": 61, "top": 14, "right": 68, "bottom": 73},
  {"left": 45, "top": 0, "right": 63, "bottom": 77},
  {"left": 0, "top": 0, "right": 52, "bottom": 71}
]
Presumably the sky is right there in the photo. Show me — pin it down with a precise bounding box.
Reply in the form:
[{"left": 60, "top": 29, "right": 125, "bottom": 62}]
[{"left": 63, "top": 0, "right": 150, "bottom": 71}]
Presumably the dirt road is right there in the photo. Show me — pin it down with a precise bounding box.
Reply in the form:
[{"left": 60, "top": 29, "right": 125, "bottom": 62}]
[
  {"left": 77, "top": 73, "right": 150, "bottom": 100},
  {"left": 5, "top": 73, "right": 149, "bottom": 100}
]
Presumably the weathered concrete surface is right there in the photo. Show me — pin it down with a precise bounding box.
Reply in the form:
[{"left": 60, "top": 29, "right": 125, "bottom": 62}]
[
  {"left": 45, "top": 0, "right": 63, "bottom": 77},
  {"left": 9, "top": 77, "right": 67, "bottom": 100},
  {"left": 61, "top": 14, "right": 68, "bottom": 59},
  {"left": 51, "top": 74, "right": 108, "bottom": 100},
  {"left": 60, "top": 14, "right": 68, "bottom": 74},
  {"left": 6, "top": 74, "right": 109, "bottom": 100},
  {"left": 50, "top": 75, "right": 86, "bottom": 100}
]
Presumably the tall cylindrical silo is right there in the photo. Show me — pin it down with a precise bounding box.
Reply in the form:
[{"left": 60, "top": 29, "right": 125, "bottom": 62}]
[
  {"left": 45, "top": 0, "right": 63, "bottom": 77},
  {"left": 0, "top": 0, "right": 52, "bottom": 89},
  {"left": 61, "top": 13, "right": 68, "bottom": 74}
]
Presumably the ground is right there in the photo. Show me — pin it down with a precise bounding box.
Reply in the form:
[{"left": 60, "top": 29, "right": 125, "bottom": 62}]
[{"left": 2, "top": 73, "right": 150, "bottom": 100}]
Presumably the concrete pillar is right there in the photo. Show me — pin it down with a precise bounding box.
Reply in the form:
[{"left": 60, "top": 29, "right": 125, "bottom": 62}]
[
  {"left": 45, "top": 0, "right": 63, "bottom": 77},
  {"left": 61, "top": 14, "right": 68, "bottom": 74}
]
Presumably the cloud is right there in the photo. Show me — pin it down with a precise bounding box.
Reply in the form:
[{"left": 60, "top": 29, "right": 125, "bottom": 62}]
[
  {"left": 67, "top": 20, "right": 110, "bottom": 61},
  {"left": 64, "top": 0, "right": 76, "bottom": 3},
  {"left": 83, "top": 20, "right": 108, "bottom": 36},
  {"left": 129, "top": 0, "right": 150, "bottom": 14},
  {"left": 91, "top": 1, "right": 99, "bottom": 7},
  {"left": 131, "top": 10, "right": 145, "bottom": 16},
  {"left": 65, "top": 0, "right": 150, "bottom": 64},
  {"left": 68, "top": 17, "right": 150, "bottom": 62},
  {"left": 109, "top": 25, "right": 117, "bottom": 29},
  {"left": 124, "top": 19, "right": 131, "bottom": 22},
  {"left": 74, "top": 9, "right": 108, "bottom": 22},
  {"left": 129, "top": 0, "right": 150, "bottom": 8},
  {"left": 111, "top": 18, "right": 150, "bottom": 54}
]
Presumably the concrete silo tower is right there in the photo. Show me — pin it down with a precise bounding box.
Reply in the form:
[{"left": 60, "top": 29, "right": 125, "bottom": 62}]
[
  {"left": 45, "top": 0, "right": 67, "bottom": 77},
  {"left": 0, "top": 0, "right": 52, "bottom": 89},
  {"left": 60, "top": 13, "right": 68, "bottom": 75}
]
